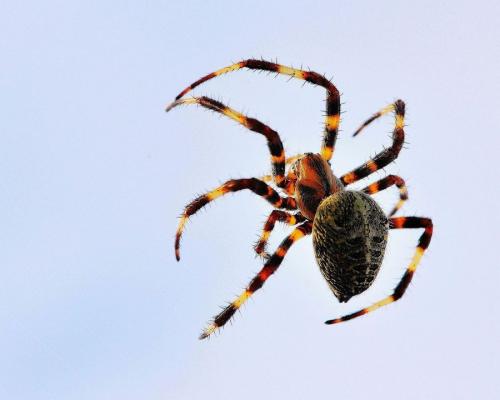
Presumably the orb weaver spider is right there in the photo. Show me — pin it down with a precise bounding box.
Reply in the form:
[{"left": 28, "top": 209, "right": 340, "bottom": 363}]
[{"left": 166, "top": 59, "right": 433, "bottom": 339}]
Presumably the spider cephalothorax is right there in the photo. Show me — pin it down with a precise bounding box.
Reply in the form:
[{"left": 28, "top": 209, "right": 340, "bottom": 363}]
[{"left": 166, "top": 59, "right": 433, "bottom": 339}]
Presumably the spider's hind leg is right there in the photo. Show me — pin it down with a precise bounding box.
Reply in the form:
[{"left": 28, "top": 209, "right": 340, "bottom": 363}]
[
  {"left": 325, "top": 216, "right": 433, "bottom": 325},
  {"left": 200, "top": 221, "right": 313, "bottom": 339}
]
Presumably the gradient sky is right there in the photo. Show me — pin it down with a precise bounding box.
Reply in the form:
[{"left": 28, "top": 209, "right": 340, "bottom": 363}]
[{"left": 2, "top": 1, "right": 499, "bottom": 399}]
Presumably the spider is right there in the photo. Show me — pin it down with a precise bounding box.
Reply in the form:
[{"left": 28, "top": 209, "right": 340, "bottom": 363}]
[{"left": 166, "top": 59, "right": 433, "bottom": 340}]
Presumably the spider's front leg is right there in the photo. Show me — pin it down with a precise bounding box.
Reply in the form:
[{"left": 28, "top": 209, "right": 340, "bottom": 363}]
[
  {"left": 167, "top": 96, "right": 289, "bottom": 189},
  {"left": 167, "top": 59, "right": 341, "bottom": 162},
  {"left": 200, "top": 221, "right": 313, "bottom": 339},
  {"left": 341, "top": 100, "right": 405, "bottom": 186},
  {"left": 254, "top": 210, "right": 307, "bottom": 259},
  {"left": 175, "top": 178, "right": 296, "bottom": 261},
  {"left": 325, "top": 216, "right": 433, "bottom": 325},
  {"left": 361, "top": 175, "right": 409, "bottom": 216}
]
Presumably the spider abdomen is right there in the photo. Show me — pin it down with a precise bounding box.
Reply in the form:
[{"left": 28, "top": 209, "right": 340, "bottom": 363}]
[{"left": 312, "top": 191, "right": 389, "bottom": 303}]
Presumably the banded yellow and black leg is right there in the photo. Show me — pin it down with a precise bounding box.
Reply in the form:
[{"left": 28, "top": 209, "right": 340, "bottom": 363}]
[
  {"left": 325, "top": 216, "right": 433, "bottom": 325},
  {"left": 341, "top": 100, "right": 406, "bottom": 186},
  {"left": 352, "top": 103, "right": 397, "bottom": 137},
  {"left": 361, "top": 175, "right": 409, "bottom": 217},
  {"left": 200, "top": 221, "right": 313, "bottom": 339},
  {"left": 168, "top": 59, "right": 340, "bottom": 162},
  {"left": 254, "top": 210, "right": 307, "bottom": 260},
  {"left": 167, "top": 96, "right": 287, "bottom": 188},
  {"left": 175, "top": 178, "right": 297, "bottom": 261}
]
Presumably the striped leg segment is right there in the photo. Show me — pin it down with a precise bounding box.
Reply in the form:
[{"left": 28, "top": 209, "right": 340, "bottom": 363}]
[
  {"left": 175, "top": 178, "right": 297, "bottom": 261},
  {"left": 341, "top": 100, "right": 406, "bottom": 186},
  {"left": 200, "top": 221, "right": 313, "bottom": 339},
  {"left": 362, "top": 175, "right": 409, "bottom": 217},
  {"left": 167, "top": 96, "right": 287, "bottom": 187},
  {"left": 254, "top": 210, "right": 307, "bottom": 259},
  {"left": 168, "top": 59, "right": 341, "bottom": 162},
  {"left": 325, "top": 216, "right": 433, "bottom": 325},
  {"left": 352, "top": 104, "right": 396, "bottom": 137}
]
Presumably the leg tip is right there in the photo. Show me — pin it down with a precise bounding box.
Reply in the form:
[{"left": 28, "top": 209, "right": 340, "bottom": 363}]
[
  {"left": 199, "top": 323, "right": 217, "bottom": 340},
  {"left": 165, "top": 101, "right": 177, "bottom": 112}
]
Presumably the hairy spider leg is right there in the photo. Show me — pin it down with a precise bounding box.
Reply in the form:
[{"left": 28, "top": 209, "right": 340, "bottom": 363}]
[
  {"left": 175, "top": 178, "right": 297, "bottom": 261},
  {"left": 168, "top": 59, "right": 341, "bottom": 162},
  {"left": 341, "top": 100, "right": 405, "bottom": 185},
  {"left": 361, "top": 175, "right": 409, "bottom": 216},
  {"left": 324, "top": 216, "right": 433, "bottom": 325},
  {"left": 254, "top": 210, "right": 307, "bottom": 259},
  {"left": 352, "top": 104, "right": 396, "bottom": 137},
  {"left": 200, "top": 221, "right": 313, "bottom": 339},
  {"left": 167, "top": 96, "right": 287, "bottom": 188}
]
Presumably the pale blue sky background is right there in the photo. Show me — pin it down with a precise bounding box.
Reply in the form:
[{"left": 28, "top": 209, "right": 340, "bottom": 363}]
[{"left": 2, "top": 1, "right": 499, "bottom": 399}]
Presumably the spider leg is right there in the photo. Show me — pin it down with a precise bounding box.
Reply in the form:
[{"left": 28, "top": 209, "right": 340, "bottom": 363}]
[
  {"left": 200, "top": 221, "right": 313, "bottom": 339},
  {"left": 324, "top": 216, "right": 433, "bottom": 325},
  {"left": 352, "top": 103, "right": 396, "bottom": 137},
  {"left": 175, "top": 178, "right": 297, "bottom": 261},
  {"left": 361, "top": 175, "right": 409, "bottom": 217},
  {"left": 167, "top": 59, "right": 340, "bottom": 162},
  {"left": 254, "top": 210, "right": 307, "bottom": 259},
  {"left": 341, "top": 100, "right": 405, "bottom": 186},
  {"left": 167, "top": 96, "right": 288, "bottom": 188}
]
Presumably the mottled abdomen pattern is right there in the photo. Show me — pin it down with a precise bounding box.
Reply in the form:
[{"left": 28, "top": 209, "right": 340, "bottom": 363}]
[{"left": 312, "top": 191, "right": 389, "bottom": 303}]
